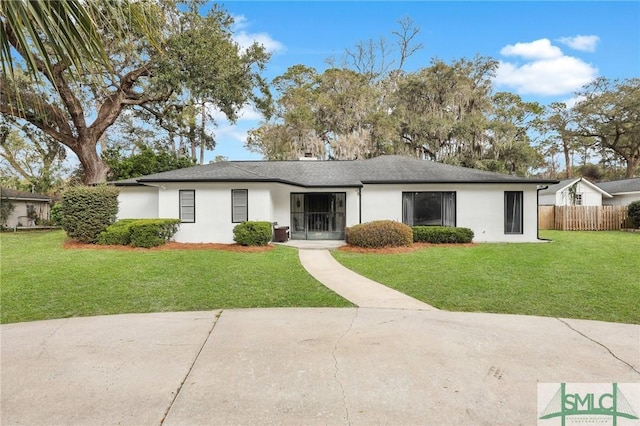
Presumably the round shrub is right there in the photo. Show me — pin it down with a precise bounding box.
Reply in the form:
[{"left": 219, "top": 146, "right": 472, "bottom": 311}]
[
  {"left": 59, "top": 185, "right": 119, "bottom": 243},
  {"left": 628, "top": 201, "right": 640, "bottom": 228},
  {"left": 347, "top": 220, "right": 413, "bottom": 248},
  {"left": 233, "top": 221, "right": 272, "bottom": 246}
]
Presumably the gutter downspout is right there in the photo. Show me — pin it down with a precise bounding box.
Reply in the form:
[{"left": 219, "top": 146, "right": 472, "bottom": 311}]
[
  {"left": 358, "top": 187, "right": 362, "bottom": 224},
  {"left": 537, "top": 185, "right": 552, "bottom": 241}
]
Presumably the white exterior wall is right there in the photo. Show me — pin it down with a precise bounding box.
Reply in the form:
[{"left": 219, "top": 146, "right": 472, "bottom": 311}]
[
  {"left": 117, "top": 186, "right": 159, "bottom": 219},
  {"left": 155, "top": 182, "right": 275, "bottom": 243},
  {"left": 118, "top": 181, "right": 544, "bottom": 243},
  {"left": 604, "top": 193, "right": 640, "bottom": 206},
  {"left": 556, "top": 182, "right": 604, "bottom": 206},
  {"left": 119, "top": 182, "right": 362, "bottom": 243},
  {"left": 360, "top": 183, "right": 541, "bottom": 242},
  {"left": 538, "top": 193, "right": 556, "bottom": 206}
]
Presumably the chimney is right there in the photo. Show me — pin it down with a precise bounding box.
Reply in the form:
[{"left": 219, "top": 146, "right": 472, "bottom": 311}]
[{"left": 299, "top": 151, "right": 318, "bottom": 161}]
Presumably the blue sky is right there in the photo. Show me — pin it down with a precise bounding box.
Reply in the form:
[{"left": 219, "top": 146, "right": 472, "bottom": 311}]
[{"left": 207, "top": 1, "right": 640, "bottom": 162}]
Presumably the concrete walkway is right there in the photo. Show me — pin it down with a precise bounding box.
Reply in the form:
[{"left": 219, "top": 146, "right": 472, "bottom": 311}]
[{"left": 299, "top": 249, "right": 436, "bottom": 310}]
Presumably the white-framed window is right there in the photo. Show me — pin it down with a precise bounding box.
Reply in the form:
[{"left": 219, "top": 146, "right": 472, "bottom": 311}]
[
  {"left": 574, "top": 194, "right": 583, "bottom": 206},
  {"left": 179, "top": 190, "right": 195, "bottom": 223},
  {"left": 504, "top": 191, "right": 523, "bottom": 234},
  {"left": 402, "top": 192, "right": 456, "bottom": 227},
  {"left": 232, "top": 189, "right": 248, "bottom": 223}
]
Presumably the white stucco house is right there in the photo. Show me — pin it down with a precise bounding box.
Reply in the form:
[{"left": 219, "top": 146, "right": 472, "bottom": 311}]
[
  {"left": 113, "top": 155, "right": 558, "bottom": 243},
  {"left": 596, "top": 178, "right": 640, "bottom": 206},
  {"left": 538, "top": 177, "right": 612, "bottom": 206}
]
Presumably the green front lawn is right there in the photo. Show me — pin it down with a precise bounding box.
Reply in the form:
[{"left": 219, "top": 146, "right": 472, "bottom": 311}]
[
  {"left": 0, "top": 231, "right": 352, "bottom": 324},
  {"left": 333, "top": 231, "right": 640, "bottom": 324}
]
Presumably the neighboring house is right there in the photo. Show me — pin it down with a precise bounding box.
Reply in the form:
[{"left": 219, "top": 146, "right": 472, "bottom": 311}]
[
  {"left": 0, "top": 188, "right": 52, "bottom": 228},
  {"left": 113, "top": 155, "right": 558, "bottom": 243},
  {"left": 596, "top": 178, "right": 640, "bottom": 206},
  {"left": 538, "top": 177, "right": 612, "bottom": 206}
]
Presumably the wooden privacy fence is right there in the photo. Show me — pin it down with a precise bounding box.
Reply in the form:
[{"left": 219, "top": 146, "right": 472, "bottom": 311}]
[
  {"left": 538, "top": 205, "right": 629, "bottom": 230},
  {"left": 538, "top": 206, "right": 555, "bottom": 230}
]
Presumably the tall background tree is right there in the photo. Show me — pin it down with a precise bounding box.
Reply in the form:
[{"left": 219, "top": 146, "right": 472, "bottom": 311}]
[
  {"left": 1, "top": 1, "right": 271, "bottom": 184},
  {"left": 248, "top": 47, "right": 545, "bottom": 176},
  {"left": 572, "top": 78, "right": 640, "bottom": 178},
  {"left": 0, "top": 119, "right": 68, "bottom": 193},
  {"left": 247, "top": 19, "right": 424, "bottom": 161}
]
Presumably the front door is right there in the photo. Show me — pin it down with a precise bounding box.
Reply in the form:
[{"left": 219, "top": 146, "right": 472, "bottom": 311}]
[{"left": 290, "top": 193, "right": 346, "bottom": 240}]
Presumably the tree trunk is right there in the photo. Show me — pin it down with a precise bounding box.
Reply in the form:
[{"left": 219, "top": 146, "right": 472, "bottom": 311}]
[
  {"left": 77, "top": 142, "right": 110, "bottom": 184},
  {"left": 563, "top": 142, "right": 572, "bottom": 178},
  {"left": 199, "top": 102, "right": 206, "bottom": 165},
  {"left": 626, "top": 156, "right": 639, "bottom": 178}
]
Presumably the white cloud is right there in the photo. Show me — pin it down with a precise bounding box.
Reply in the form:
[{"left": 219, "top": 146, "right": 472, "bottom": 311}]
[
  {"left": 500, "top": 39, "right": 563, "bottom": 60},
  {"left": 207, "top": 119, "right": 261, "bottom": 161},
  {"left": 234, "top": 31, "right": 285, "bottom": 54},
  {"left": 202, "top": 104, "right": 265, "bottom": 160},
  {"left": 231, "top": 14, "right": 249, "bottom": 30},
  {"left": 207, "top": 104, "right": 264, "bottom": 123},
  {"left": 495, "top": 38, "right": 599, "bottom": 96},
  {"left": 558, "top": 35, "right": 599, "bottom": 52},
  {"left": 213, "top": 124, "right": 249, "bottom": 144},
  {"left": 230, "top": 14, "right": 284, "bottom": 54},
  {"left": 561, "top": 95, "right": 586, "bottom": 109}
]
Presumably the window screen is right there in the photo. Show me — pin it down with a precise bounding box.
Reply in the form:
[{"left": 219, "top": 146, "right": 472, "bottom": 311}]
[
  {"left": 232, "top": 189, "right": 248, "bottom": 223},
  {"left": 179, "top": 190, "right": 195, "bottom": 223}
]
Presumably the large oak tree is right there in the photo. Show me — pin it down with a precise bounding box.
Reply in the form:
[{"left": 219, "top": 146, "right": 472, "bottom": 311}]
[{"left": 1, "top": 1, "right": 270, "bottom": 184}]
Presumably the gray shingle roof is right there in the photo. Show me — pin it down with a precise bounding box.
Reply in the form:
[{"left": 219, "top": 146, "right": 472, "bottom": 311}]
[
  {"left": 539, "top": 177, "right": 612, "bottom": 197},
  {"left": 596, "top": 177, "right": 640, "bottom": 194},
  {"left": 0, "top": 188, "right": 51, "bottom": 201},
  {"left": 539, "top": 178, "right": 581, "bottom": 195},
  {"left": 113, "top": 155, "right": 558, "bottom": 187}
]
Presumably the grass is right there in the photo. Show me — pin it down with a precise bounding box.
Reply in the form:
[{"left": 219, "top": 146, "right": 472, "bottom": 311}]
[
  {"left": 333, "top": 231, "right": 640, "bottom": 324},
  {"left": 0, "top": 231, "right": 352, "bottom": 324}
]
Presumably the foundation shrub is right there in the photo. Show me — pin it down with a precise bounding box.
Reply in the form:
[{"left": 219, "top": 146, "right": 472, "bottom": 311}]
[
  {"left": 412, "top": 226, "right": 474, "bottom": 244},
  {"left": 347, "top": 220, "right": 413, "bottom": 248},
  {"left": 233, "top": 221, "right": 272, "bottom": 246},
  {"left": 97, "top": 219, "right": 180, "bottom": 248},
  {"left": 97, "top": 219, "right": 137, "bottom": 245}
]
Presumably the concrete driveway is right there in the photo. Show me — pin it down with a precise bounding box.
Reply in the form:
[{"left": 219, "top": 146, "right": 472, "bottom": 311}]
[{"left": 2, "top": 308, "right": 638, "bottom": 425}]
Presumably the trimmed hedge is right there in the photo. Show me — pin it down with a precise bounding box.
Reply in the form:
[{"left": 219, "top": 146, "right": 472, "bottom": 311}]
[
  {"left": 347, "top": 220, "right": 413, "bottom": 248},
  {"left": 59, "top": 186, "right": 119, "bottom": 243},
  {"left": 628, "top": 201, "right": 640, "bottom": 228},
  {"left": 97, "top": 219, "right": 137, "bottom": 245},
  {"left": 97, "top": 219, "right": 180, "bottom": 248},
  {"left": 412, "top": 226, "right": 474, "bottom": 244},
  {"left": 233, "top": 221, "right": 272, "bottom": 246}
]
